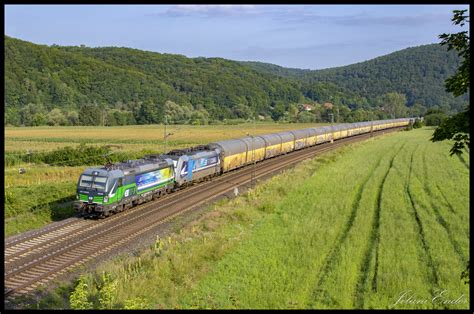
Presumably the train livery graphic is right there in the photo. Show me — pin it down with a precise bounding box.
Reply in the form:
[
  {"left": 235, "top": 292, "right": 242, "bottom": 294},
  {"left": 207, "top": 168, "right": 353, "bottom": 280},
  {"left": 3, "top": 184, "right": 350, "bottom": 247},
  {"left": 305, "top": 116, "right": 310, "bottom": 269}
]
[
  {"left": 135, "top": 168, "right": 174, "bottom": 191},
  {"left": 179, "top": 156, "right": 219, "bottom": 178},
  {"left": 74, "top": 118, "right": 413, "bottom": 217}
]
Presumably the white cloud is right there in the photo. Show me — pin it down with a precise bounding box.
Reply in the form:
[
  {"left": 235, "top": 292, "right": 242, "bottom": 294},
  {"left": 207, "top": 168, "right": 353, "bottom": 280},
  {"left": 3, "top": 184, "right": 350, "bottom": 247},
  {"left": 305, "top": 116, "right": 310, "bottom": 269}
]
[
  {"left": 162, "top": 5, "right": 258, "bottom": 18},
  {"left": 175, "top": 5, "right": 256, "bottom": 12}
]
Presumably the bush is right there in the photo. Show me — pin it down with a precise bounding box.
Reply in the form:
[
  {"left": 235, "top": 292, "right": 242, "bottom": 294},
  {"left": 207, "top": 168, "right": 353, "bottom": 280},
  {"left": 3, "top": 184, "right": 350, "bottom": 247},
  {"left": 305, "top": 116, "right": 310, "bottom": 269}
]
[
  {"left": 424, "top": 108, "right": 448, "bottom": 126},
  {"left": 123, "top": 297, "right": 150, "bottom": 309},
  {"left": 297, "top": 111, "right": 315, "bottom": 123},
  {"left": 41, "top": 144, "right": 112, "bottom": 166},
  {"left": 70, "top": 276, "right": 93, "bottom": 309},
  {"left": 412, "top": 118, "right": 423, "bottom": 128},
  {"left": 223, "top": 119, "right": 246, "bottom": 125},
  {"left": 208, "top": 119, "right": 223, "bottom": 125},
  {"left": 5, "top": 144, "right": 150, "bottom": 167},
  {"left": 97, "top": 272, "right": 118, "bottom": 309},
  {"left": 424, "top": 112, "right": 448, "bottom": 126},
  {"left": 4, "top": 153, "right": 22, "bottom": 167}
]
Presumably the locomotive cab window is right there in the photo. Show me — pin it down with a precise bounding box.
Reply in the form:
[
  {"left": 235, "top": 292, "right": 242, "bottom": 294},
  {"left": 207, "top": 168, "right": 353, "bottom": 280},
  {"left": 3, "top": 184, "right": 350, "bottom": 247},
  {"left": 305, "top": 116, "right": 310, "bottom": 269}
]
[
  {"left": 79, "top": 175, "right": 93, "bottom": 188},
  {"left": 92, "top": 176, "right": 107, "bottom": 191},
  {"left": 79, "top": 175, "right": 107, "bottom": 191}
]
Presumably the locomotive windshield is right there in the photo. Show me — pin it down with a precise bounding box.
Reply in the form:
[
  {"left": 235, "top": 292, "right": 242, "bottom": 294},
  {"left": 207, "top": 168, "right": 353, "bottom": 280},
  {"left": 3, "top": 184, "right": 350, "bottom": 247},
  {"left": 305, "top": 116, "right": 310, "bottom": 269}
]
[{"left": 79, "top": 175, "right": 108, "bottom": 191}]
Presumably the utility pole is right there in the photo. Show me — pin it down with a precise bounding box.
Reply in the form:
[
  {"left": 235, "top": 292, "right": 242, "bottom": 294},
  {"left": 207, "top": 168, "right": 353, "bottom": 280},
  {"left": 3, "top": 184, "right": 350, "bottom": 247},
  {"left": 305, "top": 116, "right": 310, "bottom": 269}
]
[
  {"left": 246, "top": 114, "right": 257, "bottom": 189},
  {"left": 163, "top": 103, "right": 167, "bottom": 154},
  {"left": 26, "top": 149, "right": 32, "bottom": 165},
  {"left": 252, "top": 115, "right": 256, "bottom": 189},
  {"left": 370, "top": 112, "right": 374, "bottom": 137},
  {"left": 329, "top": 112, "right": 334, "bottom": 143}
]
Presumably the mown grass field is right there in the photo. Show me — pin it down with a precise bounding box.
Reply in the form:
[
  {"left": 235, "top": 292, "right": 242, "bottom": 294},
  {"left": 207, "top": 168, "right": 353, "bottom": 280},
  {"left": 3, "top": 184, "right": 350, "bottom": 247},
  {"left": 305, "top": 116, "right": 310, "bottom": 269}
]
[
  {"left": 35, "top": 128, "right": 469, "bottom": 309},
  {"left": 4, "top": 122, "right": 322, "bottom": 236}
]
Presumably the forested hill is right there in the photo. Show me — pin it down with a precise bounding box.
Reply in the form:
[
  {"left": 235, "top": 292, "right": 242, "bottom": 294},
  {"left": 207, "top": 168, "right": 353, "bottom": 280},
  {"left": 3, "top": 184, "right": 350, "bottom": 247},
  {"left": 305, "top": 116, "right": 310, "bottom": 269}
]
[
  {"left": 4, "top": 35, "right": 469, "bottom": 126},
  {"left": 238, "top": 61, "right": 312, "bottom": 78},
  {"left": 5, "top": 35, "right": 302, "bottom": 125},
  {"left": 241, "top": 44, "right": 468, "bottom": 111}
]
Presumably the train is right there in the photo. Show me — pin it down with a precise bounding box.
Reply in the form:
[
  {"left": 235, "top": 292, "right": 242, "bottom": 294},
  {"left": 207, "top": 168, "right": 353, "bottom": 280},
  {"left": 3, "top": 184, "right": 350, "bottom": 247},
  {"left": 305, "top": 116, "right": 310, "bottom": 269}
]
[{"left": 73, "top": 118, "right": 413, "bottom": 217}]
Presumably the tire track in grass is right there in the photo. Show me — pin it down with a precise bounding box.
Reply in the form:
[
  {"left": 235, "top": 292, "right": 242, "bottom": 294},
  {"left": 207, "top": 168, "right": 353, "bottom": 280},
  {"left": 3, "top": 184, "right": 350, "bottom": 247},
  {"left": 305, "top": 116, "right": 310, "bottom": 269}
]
[
  {"left": 421, "top": 147, "right": 457, "bottom": 215},
  {"left": 406, "top": 150, "right": 440, "bottom": 300},
  {"left": 434, "top": 183, "right": 456, "bottom": 214},
  {"left": 420, "top": 151, "right": 468, "bottom": 264},
  {"left": 353, "top": 143, "right": 405, "bottom": 308},
  {"left": 433, "top": 183, "right": 469, "bottom": 244},
  {"left": 422, "top": 147, "right": 457, "bottom": 215},
  {"left": 308, "top": 150, "right": 387, "bottom": 307}
]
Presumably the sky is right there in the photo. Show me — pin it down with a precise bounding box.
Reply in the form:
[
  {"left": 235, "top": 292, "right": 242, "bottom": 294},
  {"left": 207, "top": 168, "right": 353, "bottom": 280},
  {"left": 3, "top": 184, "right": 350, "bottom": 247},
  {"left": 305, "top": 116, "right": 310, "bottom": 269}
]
[{"left": 4, "top": 4, "right": 470, "bottom": 70}]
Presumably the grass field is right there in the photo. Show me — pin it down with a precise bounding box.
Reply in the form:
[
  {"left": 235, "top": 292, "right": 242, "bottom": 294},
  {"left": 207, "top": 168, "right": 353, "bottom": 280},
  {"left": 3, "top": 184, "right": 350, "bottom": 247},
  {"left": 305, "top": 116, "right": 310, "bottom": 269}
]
[
  {"left": 34, "top": 128, "right": 469, "bottom": 309},
  {"left": 5, "top": 123, "right": 322, "bottom": 152},
  {"left": 4, "top": 122, "right": 323, "bottom": 237},
  {"left": 5, "top": 165, "right": 85, "bottom": 236}
]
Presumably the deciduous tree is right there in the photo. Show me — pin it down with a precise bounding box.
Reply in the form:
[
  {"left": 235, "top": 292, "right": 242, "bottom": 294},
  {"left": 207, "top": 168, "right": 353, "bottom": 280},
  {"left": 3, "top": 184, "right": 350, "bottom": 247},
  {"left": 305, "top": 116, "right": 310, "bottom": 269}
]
[
  {"left": 432, "top": 9, "right": 470, "bottom": 156},
  {"left": 382, "top": 92, "right": 408, "bottom": 118}
]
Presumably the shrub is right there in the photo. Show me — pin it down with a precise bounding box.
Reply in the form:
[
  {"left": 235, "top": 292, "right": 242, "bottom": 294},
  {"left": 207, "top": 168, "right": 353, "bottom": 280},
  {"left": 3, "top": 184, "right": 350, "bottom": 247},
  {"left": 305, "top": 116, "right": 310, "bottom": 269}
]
[
  {"left": 4, "top": 153, "right": 22, "bottom": 167},
  {"left": 69, "top": 276, "right": 93, "bottom": 309},
  {"left": 39, "top": 144, "right": 112, "bottom": 166},
  {"left": 5, "top": 144, "right": 151, "bottom": 167},
  {"left": 412, "top": 118, "right": 423, "bottom": 128},
  {"left": 424, "top": 112, "right": 448, "bottom": 126},
  {"left": 97, "top": 272, "right": 118, "bottom": 309},
  {"left": 123, "top": 297, "right": 150, "bottom": 309}
]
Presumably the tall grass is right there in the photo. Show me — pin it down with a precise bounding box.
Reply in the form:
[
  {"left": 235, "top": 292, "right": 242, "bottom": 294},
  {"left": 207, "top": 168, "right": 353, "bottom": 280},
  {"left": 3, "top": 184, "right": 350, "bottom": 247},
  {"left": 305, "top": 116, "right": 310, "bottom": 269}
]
[{"left": 5, "top": 176, "right": 79, "bottom": 236}]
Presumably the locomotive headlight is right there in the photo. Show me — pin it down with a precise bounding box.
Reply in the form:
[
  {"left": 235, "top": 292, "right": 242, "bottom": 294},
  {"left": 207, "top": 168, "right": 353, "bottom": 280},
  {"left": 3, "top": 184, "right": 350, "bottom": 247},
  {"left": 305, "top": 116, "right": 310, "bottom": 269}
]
[
  {"left": 76, "top": 194, "right": 79, "bottom": 200},
  {"left": 104, "top": 196, "right": 109, "bottom": 203}
]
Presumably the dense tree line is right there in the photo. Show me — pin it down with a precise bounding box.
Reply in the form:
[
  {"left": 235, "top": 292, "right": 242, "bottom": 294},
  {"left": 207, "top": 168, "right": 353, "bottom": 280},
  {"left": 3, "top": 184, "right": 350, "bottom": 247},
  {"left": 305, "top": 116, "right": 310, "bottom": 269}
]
[{"left": 4, "top": 35, "right": 467, "bottom": 126}]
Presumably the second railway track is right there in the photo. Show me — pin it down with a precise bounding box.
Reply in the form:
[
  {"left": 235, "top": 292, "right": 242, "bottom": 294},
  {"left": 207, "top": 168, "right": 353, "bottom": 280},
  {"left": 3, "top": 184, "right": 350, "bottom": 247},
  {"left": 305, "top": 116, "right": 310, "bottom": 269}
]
[{"left": 4, "top": 127, "right": 402, "bottom": 299}]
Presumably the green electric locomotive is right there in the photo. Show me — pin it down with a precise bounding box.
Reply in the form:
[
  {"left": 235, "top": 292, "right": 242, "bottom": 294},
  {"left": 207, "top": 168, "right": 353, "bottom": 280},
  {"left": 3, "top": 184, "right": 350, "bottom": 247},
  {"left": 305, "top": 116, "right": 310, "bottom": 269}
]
[{"left": 74, "top": 155, "right": 175, "bottom": 217}]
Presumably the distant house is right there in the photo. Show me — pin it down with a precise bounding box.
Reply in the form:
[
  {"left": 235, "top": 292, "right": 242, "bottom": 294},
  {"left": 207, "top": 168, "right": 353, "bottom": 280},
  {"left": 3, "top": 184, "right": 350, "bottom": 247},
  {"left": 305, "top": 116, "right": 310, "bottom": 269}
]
[
  {"left": 302, "top": 104, "right": 314, "bottom": 111},
  {"left": 323, "top": 102, "right": 334, "bottom": 110}
]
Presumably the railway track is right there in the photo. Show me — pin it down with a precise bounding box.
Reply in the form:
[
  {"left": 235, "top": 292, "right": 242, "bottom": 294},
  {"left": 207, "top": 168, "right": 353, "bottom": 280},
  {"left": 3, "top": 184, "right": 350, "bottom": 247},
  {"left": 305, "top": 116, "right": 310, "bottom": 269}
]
[{"left": 4, "top": 127, "right": 402, "bottom": 300}]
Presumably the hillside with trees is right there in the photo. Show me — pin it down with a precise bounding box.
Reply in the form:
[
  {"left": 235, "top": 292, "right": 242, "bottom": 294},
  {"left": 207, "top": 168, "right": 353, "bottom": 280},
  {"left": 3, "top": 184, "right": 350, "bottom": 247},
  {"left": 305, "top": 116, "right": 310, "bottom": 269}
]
[
  {"left": 243, "top": 44, "right": 469, "bottom": 113},
  {"left": 4, "top": 35, "right": 469, "bottom": 126},
  {"left": 5, "top": 36, "right": 303, "bottom": 126}
]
